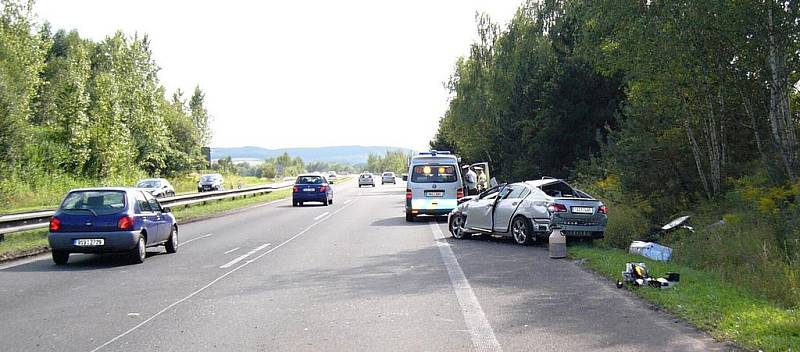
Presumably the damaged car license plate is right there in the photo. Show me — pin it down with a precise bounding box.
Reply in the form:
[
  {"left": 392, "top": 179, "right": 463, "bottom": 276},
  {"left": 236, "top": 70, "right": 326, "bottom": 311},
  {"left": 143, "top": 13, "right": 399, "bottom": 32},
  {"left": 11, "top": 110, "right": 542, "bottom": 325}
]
[{"left": 571, "top": 206, "right": 594, "bottom": 214}]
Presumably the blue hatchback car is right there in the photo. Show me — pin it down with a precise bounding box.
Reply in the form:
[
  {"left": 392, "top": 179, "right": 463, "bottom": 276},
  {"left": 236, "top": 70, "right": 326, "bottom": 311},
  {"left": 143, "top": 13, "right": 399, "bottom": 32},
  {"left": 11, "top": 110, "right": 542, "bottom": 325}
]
[
  {"left": 47, "top": 188, "right": 179, "bottom": 265},
  {"left": 292, "top": 174, "right": 333, "bottom": 206}
]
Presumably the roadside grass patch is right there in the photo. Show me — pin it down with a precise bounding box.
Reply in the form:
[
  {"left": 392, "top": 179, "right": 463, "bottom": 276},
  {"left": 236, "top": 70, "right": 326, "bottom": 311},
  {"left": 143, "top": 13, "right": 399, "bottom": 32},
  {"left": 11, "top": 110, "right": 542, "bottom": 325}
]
[
  {"left": 172, "top": 176, "right": 351, "bottom": 222},
  {"left": 0, "top": 172, "right": 279, "bottom": 213},
  {"left": 169, "top": 174, "right": 279, "bottom": 194},
  {"left": 0, "top": 229, "right": 49, "bottom": 260},
  {"left": 570, "top": 245, "right": 800, "bottom": 352},
  {"left": 172, "top": 188, "right": 292, "bottom": 222}
]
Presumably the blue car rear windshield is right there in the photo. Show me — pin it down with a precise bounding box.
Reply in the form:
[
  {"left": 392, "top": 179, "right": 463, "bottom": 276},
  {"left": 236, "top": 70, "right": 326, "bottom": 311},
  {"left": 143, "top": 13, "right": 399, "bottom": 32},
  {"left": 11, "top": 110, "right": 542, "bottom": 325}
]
[
  {"left": 296, "top": 176, "right": 324, "bottom": 184},
  {"left": 61, "top": 191, "right": 126, "bottom": 215},
  {"left": 411, "top": 165, "right": 457, "bottom": 183}
]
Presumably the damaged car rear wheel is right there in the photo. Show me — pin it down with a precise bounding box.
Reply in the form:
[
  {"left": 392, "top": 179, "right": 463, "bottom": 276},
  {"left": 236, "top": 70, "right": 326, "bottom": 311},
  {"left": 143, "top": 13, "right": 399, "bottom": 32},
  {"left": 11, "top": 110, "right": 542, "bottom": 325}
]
[{"left": 512, "top": 216, "right": 534, "bottom": 245}]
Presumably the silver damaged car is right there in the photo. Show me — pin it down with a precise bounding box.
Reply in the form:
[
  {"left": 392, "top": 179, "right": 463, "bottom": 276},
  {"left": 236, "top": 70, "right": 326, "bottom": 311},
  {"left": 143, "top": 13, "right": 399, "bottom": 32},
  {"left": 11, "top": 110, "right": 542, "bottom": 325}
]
[{"left": 447, "top": 178, "right": 608, "bottom": 245}]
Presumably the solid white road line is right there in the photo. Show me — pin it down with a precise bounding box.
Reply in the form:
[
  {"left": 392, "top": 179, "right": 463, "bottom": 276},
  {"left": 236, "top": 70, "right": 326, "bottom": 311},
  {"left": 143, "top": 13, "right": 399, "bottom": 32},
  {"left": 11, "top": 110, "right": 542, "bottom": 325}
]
[
  {"left": 223, "top": 247, "right": 240, "bottom": 254},
  {"left": 219, "top": 243, "right": 271, "bottom": 269},
  {"left": 429, "top": 221, "right": 502, "bottom": 352},
  {"left": 87, "top": 199, "right": 358, "bottom": 352},
  {"left": 313, "top": 211, "right": 330, "bottom": 221},
  {"left": 178, "top": 233, "right": 212, "bottom": 247},
  {"left": 343, "top": 199, "right": 352, "bottom": 205}
]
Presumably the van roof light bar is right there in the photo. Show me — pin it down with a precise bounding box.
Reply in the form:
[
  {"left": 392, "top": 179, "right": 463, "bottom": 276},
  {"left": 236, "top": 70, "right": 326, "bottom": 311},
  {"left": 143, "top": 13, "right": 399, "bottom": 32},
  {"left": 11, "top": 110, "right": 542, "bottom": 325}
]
[{"left": 418, "top": 150, "right": 452, "bottom": 156}]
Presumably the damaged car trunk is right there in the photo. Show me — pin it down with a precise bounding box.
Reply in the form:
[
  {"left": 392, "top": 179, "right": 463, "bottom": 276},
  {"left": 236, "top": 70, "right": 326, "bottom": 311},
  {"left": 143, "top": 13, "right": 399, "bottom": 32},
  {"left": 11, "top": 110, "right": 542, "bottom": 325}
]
[{"left": 537, "top": 180, "right": 608, "bottom": 239}]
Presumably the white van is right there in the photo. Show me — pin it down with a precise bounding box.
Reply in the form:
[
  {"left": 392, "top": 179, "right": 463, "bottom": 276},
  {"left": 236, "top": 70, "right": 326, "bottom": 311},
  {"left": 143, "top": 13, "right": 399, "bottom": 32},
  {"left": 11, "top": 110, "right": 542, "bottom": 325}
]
[{"left": 405, "top": 151, "right": 463, "bottom": 222}]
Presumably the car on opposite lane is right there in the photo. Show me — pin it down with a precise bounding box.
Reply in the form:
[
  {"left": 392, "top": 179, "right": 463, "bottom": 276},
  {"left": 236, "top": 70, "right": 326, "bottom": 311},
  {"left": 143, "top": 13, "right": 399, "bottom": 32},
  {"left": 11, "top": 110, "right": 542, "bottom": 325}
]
[
  {"left": 47, "top": 188, "right": 178, "bottom": 265},
  {"left": 197, "top": 173, "right": 224, "bottom": 192},
  {"left": 448, "top": 178, "right": 608, "bottom": 244},
  {"left": 135, "top": 178, "right": 176, "bottom": 198},
  {"left": 293, "top": 174, "right": 333, "bottom": 206},
  {"left": 358, "top": 173, "right": 376, "bottom": 187},
  {"left": 381, "top": 172, "right": 396, "bottom": 185}
]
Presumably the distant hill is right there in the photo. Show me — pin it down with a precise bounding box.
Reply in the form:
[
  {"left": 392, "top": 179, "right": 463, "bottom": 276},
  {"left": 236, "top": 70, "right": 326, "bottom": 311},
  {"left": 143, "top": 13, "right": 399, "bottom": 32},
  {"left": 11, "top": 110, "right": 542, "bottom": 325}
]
[{"left": 211, "top": 145, "right": 416, "bottom": 164}]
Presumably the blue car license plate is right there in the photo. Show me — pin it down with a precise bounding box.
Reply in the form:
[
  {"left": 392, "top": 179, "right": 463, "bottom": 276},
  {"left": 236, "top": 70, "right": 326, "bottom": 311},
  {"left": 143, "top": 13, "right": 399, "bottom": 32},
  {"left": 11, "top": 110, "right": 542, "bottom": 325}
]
[{"left": 74, "top": 239, "right": 104, "bottom": 246}]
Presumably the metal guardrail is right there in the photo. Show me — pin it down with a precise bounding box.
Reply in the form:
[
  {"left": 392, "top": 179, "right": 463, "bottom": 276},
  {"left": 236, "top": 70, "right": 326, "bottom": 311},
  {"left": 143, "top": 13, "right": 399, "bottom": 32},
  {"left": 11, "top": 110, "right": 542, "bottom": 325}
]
[{"left": 0, "top": 182, "right": 294, "bottom": 237}]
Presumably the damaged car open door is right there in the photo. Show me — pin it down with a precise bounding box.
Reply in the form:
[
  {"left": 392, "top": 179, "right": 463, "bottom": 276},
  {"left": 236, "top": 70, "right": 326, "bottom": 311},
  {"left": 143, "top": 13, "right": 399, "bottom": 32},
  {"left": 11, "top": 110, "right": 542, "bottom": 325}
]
[
  {"left": 463, "top": 185, "right": 503, "bottom": 233},
  {"left": 492, "top": 184, "right": 529, "bottom": 233}
]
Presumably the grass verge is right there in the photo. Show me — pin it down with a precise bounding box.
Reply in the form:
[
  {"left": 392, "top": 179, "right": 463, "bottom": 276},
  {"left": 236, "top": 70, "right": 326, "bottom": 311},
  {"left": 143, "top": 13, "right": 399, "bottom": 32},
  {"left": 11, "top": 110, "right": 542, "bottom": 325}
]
[
  {"left": 171, "top": 188, "right": 291, "bottom": 223},
  {"left": 570, "top": 245, "right": 800, "bottom": 351},
  {"left": 0, "top": 177, "right": 352, "bottom": 260},
  {"left": 0, "top": 229, "right": 49, "bottom": 261}
]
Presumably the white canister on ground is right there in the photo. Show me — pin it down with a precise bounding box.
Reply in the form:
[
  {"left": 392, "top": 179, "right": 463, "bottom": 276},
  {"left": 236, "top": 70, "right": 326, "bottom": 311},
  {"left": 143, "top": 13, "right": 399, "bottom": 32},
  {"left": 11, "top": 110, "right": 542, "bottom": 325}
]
[{"left": 549, "top": 228, "right": 566, "bottom": 259}]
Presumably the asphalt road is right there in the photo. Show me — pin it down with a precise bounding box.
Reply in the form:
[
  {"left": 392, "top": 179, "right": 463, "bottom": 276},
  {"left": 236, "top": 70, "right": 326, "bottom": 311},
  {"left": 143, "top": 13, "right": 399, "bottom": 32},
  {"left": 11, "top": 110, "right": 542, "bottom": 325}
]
[{"left": 0, "top": 179, "right": 736, "bottom": 351}]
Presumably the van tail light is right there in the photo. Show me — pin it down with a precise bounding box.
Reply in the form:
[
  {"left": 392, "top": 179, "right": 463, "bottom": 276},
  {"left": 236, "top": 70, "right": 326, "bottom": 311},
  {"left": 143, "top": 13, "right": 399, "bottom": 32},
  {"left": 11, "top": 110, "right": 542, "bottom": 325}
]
[
  {"left": 406, "top": 189, "right": 412, "bottom": 200},
  {"left": 118, "top": 215, "right": 134, "bottom": 230},
  {"left": 319, "top": 185, "right": 327, "bottom": 192},
  {"left": 49, "top": 217, "right": 61, "bottom": 232},
  {"left": 598, "top": 205, "right": 608, "bottom": 214},
  {"left": 548, "top": 203, "right": 568, "bottom": 213},
  {"left": 457, "top": 188, "right": 464, "bottom": 199},
  {"left": 293, "top": 186, "right": 299, "bottom": 193}
]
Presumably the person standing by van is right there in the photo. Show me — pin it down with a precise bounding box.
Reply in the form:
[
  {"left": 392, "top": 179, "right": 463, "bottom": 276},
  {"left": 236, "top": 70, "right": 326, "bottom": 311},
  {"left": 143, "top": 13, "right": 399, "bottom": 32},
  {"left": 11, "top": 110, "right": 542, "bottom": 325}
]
[
  {"left": 463, "top": 165, "right": 478, "bottom": 195},
  {"left": 476, "top": 167, "right": 487, "bottom": 192}
]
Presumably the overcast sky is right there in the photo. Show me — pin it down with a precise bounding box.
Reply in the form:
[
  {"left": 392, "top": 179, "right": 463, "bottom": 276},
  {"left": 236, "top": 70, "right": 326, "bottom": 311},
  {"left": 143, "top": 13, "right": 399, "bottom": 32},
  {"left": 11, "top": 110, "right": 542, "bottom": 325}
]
[{"left": 35, "top": 0, "right": 522, "bottom": 151}]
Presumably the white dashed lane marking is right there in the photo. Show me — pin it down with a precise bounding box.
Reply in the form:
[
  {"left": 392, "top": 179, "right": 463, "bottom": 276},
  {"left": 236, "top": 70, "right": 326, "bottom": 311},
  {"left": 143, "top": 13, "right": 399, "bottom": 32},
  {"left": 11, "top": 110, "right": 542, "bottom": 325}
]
[{"left": 219, "top": 243, "right": 271, "bottom": 269}]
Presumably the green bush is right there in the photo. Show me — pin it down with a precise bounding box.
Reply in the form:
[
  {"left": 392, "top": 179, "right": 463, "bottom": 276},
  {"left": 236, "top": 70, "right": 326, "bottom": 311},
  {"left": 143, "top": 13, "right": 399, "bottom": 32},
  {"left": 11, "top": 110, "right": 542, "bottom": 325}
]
[{"left": 599, "top": 202, "right": 652, "bottom": 249}]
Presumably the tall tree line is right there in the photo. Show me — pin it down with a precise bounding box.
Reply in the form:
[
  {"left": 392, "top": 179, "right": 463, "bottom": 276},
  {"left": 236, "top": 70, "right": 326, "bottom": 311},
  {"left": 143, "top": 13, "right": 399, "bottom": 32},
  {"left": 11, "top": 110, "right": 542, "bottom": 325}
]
[
  {"left": 432, "top": 0, "right": 800, "bottom": 215},
  {"left": 0, "top": 0, "right": 211, "bottom": 184}
]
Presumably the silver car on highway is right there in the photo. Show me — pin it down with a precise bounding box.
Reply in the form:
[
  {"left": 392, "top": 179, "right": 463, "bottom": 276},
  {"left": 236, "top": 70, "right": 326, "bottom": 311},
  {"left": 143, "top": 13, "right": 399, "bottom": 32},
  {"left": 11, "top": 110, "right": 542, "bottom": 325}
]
[
  {"left": 358, "top": 173, "right": 376, "bottom": 187},
  {"left": 381, "top": 172, "right": 396, "bottom": 185},
  {"left": 448, "top": 178, "right": 608, "bottom": 244}
]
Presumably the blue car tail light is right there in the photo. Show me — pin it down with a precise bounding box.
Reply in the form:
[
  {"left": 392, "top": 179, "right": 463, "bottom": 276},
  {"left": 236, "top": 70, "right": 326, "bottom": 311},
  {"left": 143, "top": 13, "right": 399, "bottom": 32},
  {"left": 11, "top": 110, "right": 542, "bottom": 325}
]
[{"left": 117, "top": 215, "right": 134, "bottom": 230}]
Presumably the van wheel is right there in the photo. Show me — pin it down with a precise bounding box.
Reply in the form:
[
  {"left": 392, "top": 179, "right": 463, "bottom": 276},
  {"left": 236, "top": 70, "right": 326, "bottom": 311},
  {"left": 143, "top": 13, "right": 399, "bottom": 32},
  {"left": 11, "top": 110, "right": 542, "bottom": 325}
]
[
  {"left": 52, "top": 251, "right": 69, "bottom": 265},
  {"left": 405, "top": 212, "right": 415, "bottom": 222},
  {"left": 165, "top": 226, "right": 178, "bottom": 254},
  {"left": 511, "top": 216, "right": 534, "bottom": 245}
]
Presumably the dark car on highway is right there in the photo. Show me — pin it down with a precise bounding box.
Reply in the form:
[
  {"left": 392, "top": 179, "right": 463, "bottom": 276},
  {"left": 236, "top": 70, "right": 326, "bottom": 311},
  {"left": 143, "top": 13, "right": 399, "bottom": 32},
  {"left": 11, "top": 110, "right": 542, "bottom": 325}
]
[
  {"left": 47, "top": 188, "right": 179, "bottom": 265},
  {"left": 198, "top": 173, "right": 224, "bottom": 192},
  {"left": 292, "top": 174, "right": 333, "bottom": 206}
]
